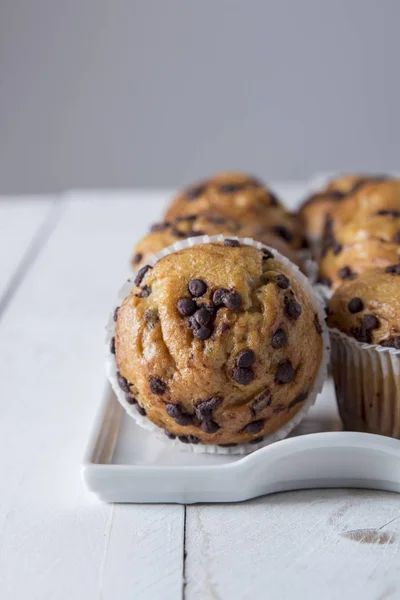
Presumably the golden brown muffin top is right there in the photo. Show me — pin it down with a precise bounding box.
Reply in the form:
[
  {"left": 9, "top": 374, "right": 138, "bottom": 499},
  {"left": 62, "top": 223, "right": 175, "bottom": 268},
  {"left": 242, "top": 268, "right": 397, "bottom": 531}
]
[
  {"left": 298, "top": 174, "right": 389, "bottom": 242},
  {"left": 327, "top": 267, "right": 400, "bottom": 347},
  {"left": 164, "top": 171, "right": 306, "bottom": 249},
  {"left": 327, "top": 178, "right": 400, "bottom": 233},
  {"left": 318, "top": 212, "right": 400, "bottom": 290},
  {"left": 114, "top": 242, "right": 324, "bottom": 445},
  {"left": 132, "top": 213, "right": 300, "bottom": 269}
]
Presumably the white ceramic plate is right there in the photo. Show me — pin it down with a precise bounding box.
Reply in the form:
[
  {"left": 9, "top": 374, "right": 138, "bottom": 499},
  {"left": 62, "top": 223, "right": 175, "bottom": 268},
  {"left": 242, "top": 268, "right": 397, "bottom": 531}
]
[{"left": 82, "top": 379, "right": 400, "bottom": 503}]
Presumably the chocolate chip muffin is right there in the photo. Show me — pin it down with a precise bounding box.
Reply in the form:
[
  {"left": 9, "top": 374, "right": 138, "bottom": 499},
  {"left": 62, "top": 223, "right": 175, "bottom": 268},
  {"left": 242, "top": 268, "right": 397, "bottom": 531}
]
[
  {"left": 299, "top": 174, "right": 388, "bottom": 245},
  {"left": 164, "top": 171, "right": 306, "bottom": 250},
  {"left": 318, "top": 212, "right": 400, "bottom": 290},
  {"left": 110, "top": 241, "right": 325, "bottom": 447},
  {"left": 327, "top": 268, "right": 400, "bottom": 437},
  {"left": 132, "top": 214, "right": 300, "bottom": 269}
]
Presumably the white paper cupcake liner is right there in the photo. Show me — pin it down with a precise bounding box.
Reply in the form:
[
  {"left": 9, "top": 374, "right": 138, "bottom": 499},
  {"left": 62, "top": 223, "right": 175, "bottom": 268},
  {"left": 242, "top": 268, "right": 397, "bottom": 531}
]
[
  {"left": 314, "top": 282, "right": 333, "bottom": 307},
  {"left": 106, "top": 235, "right": 330, "bottom": 455},
  {"left": 330, "top": 328, "right": 400, "bottom": 438}
]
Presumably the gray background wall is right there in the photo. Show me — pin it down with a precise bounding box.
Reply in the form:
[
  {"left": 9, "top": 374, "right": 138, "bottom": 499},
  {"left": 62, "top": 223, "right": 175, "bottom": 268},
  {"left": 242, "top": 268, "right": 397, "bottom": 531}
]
[{"left": 0, "top": 0, "right": 399, "bottom": 193}]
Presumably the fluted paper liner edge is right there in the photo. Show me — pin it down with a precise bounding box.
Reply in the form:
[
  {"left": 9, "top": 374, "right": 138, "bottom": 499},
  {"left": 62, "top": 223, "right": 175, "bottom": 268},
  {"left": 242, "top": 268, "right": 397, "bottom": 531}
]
[{"left": 330, "top": 328, "right": 400, "bottom": 438}]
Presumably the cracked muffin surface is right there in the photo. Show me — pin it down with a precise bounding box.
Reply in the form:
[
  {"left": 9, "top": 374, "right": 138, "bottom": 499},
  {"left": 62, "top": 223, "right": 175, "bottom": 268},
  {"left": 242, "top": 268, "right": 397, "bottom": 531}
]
[
  {"left": 132, "top": 214, "right": 300, "bottom": 269},
  {"left": 327, "top": 268, "right": 400, "bottom": 347},
  {"left": 318, "top": 212, "right": 400, "bottom": 290},
  {"left": 113, "top": 242, "right": 323, "bottom": 445},
  {"left": 164, "top": 171, "right": 306, "bottom": 250}
]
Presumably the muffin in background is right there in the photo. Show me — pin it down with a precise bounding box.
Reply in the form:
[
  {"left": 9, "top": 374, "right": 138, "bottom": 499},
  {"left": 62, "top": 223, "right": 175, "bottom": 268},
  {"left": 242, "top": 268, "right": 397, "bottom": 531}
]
[
  {"left": 111, "top": 241, "right": 325, "bottom": 448},
  {"left": 165, "top": 171, "right": 306, "bottom": 250},
  {"left": 327, "top": 267, "right": 400, "bottom": 438},
  {"left": 325, "top": 178, "right": 400, "bottom": 236},
  {"left": 298, "top": 174, "right": 388, "bottom": 246},
  {"left": 132, "top": 214, "right": 301, "bottom": 269},
  {"left": 318, "top": 211, "right": 400, "bottom": 290}
]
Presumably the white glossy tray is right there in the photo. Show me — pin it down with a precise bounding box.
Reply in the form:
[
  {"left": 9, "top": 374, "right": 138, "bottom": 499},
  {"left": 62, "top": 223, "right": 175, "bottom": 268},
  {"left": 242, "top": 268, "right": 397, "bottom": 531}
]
[{"left": 82, "top": 379, "right": 400, "bottom": 503}]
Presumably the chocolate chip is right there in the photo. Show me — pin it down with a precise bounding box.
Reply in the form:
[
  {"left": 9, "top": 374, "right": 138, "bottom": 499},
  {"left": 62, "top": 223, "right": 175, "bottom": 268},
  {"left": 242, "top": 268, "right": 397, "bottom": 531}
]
[
  {"left": 134, "top": 264, "right": 151, "bottom": 286},
  {"left": 314, "top": 314, "right": 323, "bottom": 335},
  {"left": 219, "top": 182, "right": 245, "bottom": 193},
  {"left": 125, "top": 394, "right": 137, "bottom": 404},
  {"left": 316, "top": 276, "right": 332, "bottom": 287},
  {"left": 338, "top": 266, "right": 355, "bottom": 280},
  {"left": 272, "top": 225, "right": 293, "bottom": 243},
  {"left": 385, "top": 263, "right": 400, "bottom": 274},
  {"left": 275, "top": 274, "right": 290, "bottom": 289},
  {"left": 186, "top": 183, "right": 206, "bottom": 200},
  {"left": 376, "top": 209, "right": 400, "bottom": 217},
  {"left": 251, "top": 390, "right": 272, "bottom": 415},
  {"left": 177, "top": 297, "right": 197, "bottom": 316},
  {"left": 232, "top": 366, "right": 254, "bottom": 385},
  {"left": 132, "top": 252, "right": 143, "bottom": 265},
  {"left": 275, "top": 360, "right": 295, "bottom": 384},
  {"left": 178, "top": 434, "right": 200, "bottom": 444},
  {"left": 113, "top": 307, "right": 120, "bottom": 322},
  {"left": 150, "top": 221, "right": 169, "bottom": 232},
  {"left": 144, "top": 308, "right": 159, "bottom": 328},
  {"left": 236, "top": 349, "right": 255, "bottom": 368},
  {"left": 262, "top": 248, "right": 274, "bottom": 260},
  {"left": 284, "top": 296, "right": 302, "bottom": 320},
  {"left": 273, "top": 404, "right": 286, "bottom": 413},
  {"left": 242, "top": 420, "right": 264, "bottom": 435},
  {"left": 165, "top": 403, "right": 193, "bottom": 426},
  {"left": 200, "top": 420, "right": 220, "bottom": 434},
  {"left": 348, "top": 297, "right": 364, "bottom": 314},
  {"left": 194, "top": 307, "right": 212, "bottom": 326},
  {"left": 171, "top": 226, "right": 187, "bottom": 239},
  {"left": 116, "top": 371, "right": 131, "bottom": 393},
  {"left": 195, "top": 396, "right": 222, "bottom": 420},
  {"left": 363, "top": 314, "right": 380, "bottom": 331},
  {"left": 110, "top": 337, "right": 116, "bottom": 354},
  {"left": 353, "top": 314, "right": 380, "bottom": 343},
  {"left": 223, "top": 290, "right": 242, "bottom": 310},
  {"left": 187, "top": 435, "right": 200, "bottom": 444},
  {"left": 212, "top": 288, "right": 228, "bottom": 306},
  {"left": 380, "top": 336, "right": 400, "bottom": 349},
  {"left": 164, "top": 430, "right": 176, "bottom": 439},
  {"left": 149, "top": 377, "right": 166, "bottom": 395},
  {"left": 177, "top": 435, "right": 197, "bottom": 444},
  {"left": 136, "top": 405, "right": 146, "bottom": 416},
  {"left": 136, "top": 285, "right": 151, "bottom": 298},
  {"left": 332, "top": 243, "right": 343, "bottom": 256},
  {"left": 188, "top": 279, "right": 207, "bottom": 297},
  {"left": 393, "top": 231, "right": 400, "bottom": 244},
  {"left": 188, "top": 315, "right": 199, "bottom": 331},
  {"left": 224, "top": 238, "right": 240, "bottom": 247},
  {"left": 288, "top": 390, "right": 308, "bottom": 410},
  {"left": 193, "top": 325, "right": 212, "bottom": 340}
]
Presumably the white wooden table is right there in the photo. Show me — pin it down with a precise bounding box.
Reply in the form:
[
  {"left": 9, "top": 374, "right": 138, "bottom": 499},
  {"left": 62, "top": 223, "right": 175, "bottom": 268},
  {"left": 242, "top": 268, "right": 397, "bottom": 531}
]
[{"left": 0, "top": 185, "right": 399, "bottom": 600}]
